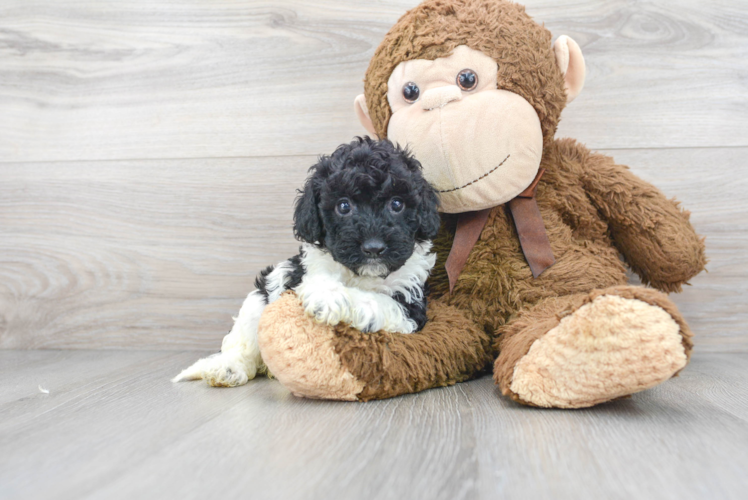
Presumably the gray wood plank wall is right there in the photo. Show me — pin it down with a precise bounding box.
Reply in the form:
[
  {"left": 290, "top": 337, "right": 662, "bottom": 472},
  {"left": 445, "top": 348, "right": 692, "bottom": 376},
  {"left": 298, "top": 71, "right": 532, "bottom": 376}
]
[{"left": 1, "top": 0, "right": 747, "bottom": 351}]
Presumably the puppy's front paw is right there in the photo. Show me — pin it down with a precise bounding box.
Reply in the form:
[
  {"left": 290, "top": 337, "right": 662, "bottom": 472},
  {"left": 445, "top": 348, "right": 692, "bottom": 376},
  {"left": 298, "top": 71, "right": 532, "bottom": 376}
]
[
  {"left": 379, "top": 316, "right": 418, "bottom": 334},
  {"left": 394, "top": 318, "right": 418, "bottom": 335},
  {"left": 172, "top": 352, "right": 254, "bottom": 387},
  {"left": 301, "top": 286, "right": 352, "bottom": 327},
  {"left": 351, "top": 295, "right": 418, "bottom": 334}
]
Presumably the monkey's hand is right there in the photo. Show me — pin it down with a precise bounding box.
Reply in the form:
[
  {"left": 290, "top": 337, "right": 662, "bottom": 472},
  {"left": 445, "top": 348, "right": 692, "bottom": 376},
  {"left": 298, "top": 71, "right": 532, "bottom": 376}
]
[{"left": 581, "top": 148, "right": 706, "bottom": 293}]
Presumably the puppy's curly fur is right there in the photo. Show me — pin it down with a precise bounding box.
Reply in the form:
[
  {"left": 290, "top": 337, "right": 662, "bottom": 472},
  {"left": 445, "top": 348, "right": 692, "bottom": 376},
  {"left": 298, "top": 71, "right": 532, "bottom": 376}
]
[
  {"left": 295, "top": 137, "right": 441, "bottom": 274},
  {"left": 173, "top": 137, "right": 440, "bottom": 387}
]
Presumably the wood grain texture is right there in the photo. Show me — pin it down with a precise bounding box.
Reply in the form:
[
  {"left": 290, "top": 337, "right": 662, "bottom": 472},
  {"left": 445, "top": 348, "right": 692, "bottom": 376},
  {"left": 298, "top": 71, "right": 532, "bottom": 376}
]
[
  {"left": 0, "top": 350, "right": 747, "bottom": 500},
  {"left": 1, "top": 147, "right": 746, "bottom": 351},
  {"left": 1, "top": 0, "right": 747, "bottom": 163},
  {"left": 0, "top": 156, "right": 313, "bottom": 349}
]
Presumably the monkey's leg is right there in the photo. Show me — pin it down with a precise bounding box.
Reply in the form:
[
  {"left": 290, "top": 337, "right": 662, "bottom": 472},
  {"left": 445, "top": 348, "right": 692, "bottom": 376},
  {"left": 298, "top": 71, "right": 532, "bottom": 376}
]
[
  {"left": 258, "top": 293, "right": 492, "bottom": 401},
  {"left": 494, "top": 285, "right": 693, "bottom": 408}
]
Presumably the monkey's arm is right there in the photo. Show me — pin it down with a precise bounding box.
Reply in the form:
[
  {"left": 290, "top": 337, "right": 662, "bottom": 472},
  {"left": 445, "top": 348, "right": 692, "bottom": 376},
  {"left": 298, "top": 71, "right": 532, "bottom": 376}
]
[
  {"left": 579, "top": 148, "right": 706, "bottom": 293},
  {"left": 257, "top": 293, "right": 492, "bottom": 401}
]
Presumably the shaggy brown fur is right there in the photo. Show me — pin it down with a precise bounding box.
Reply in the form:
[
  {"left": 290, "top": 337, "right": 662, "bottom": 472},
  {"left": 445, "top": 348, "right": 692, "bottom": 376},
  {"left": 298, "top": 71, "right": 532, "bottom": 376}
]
[
  {"left": 364, "top": 0, "right": 567, "bottom": 145},
  {"left": 332, "top": 298, "right": 493, "bottom": 401},
  {"left": 258, "top": 0, "right": 706, "bottom": 405}
]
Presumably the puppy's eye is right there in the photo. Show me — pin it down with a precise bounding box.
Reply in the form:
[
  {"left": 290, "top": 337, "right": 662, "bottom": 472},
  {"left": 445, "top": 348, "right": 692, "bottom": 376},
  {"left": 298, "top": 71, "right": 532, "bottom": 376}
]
[
  {"left": 389, "top": 197, "right": 405, "bottom": 213},
  {"left": 335, "top": 199, "right": 352, "bottom": 216},
  {"left": 402, "top": 82, "right": 420, "bottom": 103},
  {"left": 457, "top": 69, "right": 478, "bottom": 91}
]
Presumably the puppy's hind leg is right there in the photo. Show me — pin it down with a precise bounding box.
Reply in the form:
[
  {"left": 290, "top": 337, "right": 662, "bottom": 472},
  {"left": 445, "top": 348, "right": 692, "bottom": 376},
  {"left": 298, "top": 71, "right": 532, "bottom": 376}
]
[{"left": 172, "top": 290, "right": 267, "bottom": 387}]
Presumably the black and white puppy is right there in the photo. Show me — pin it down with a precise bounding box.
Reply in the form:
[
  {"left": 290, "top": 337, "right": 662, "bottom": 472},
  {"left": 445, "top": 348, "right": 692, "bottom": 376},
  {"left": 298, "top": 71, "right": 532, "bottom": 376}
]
[{"left": 173, "top": 137, "right": 441, "bottom": 387}]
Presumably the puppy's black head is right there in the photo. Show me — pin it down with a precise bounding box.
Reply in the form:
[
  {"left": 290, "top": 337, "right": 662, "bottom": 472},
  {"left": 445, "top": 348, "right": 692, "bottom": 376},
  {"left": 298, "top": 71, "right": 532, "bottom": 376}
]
[{"left": 293, "top": 137, "right": 440, "bottom": 276}]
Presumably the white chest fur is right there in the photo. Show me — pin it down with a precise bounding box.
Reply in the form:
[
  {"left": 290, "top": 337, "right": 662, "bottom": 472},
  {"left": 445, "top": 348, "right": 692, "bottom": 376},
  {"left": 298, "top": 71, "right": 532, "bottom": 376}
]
[{"left": 298, "top": 241, "right": 435, "bottom": 304}]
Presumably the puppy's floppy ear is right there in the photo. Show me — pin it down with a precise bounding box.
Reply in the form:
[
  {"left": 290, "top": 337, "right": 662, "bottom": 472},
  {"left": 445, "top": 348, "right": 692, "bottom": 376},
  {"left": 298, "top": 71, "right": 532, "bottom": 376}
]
[
  {"left": 416, "top": 182, "right": 442, "bottom": 241},
  {"left": 293, "top": 174, "right": 323, "bottom": 244}
]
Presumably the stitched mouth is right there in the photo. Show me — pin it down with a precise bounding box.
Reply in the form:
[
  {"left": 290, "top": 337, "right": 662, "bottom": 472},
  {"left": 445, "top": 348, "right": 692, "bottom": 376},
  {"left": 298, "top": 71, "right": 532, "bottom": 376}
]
[{"left": 435, "top": 154, "right": 510, "bottom": 194}]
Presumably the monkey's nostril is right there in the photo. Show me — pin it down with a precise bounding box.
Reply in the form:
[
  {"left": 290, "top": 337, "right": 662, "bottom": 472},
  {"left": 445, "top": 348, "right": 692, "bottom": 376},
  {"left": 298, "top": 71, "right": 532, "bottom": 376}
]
[{"left": 361, "top": 239, "right": 387, "bottom": 256}]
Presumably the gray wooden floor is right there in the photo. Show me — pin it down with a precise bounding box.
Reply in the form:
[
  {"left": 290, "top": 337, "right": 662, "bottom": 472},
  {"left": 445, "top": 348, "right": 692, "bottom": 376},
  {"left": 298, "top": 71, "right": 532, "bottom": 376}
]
[{"left": 1, "top": 350, "right": 747, "bottom": 500}]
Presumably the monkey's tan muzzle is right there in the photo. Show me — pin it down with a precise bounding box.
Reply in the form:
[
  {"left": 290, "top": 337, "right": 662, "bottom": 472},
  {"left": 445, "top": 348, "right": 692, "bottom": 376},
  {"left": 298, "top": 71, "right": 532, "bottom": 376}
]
[
  {"left": 388, "top": 88, "right": 543, "bottom": 213},
  {"left": 420, "top": 85, "right": 463, "bottom": 110}
]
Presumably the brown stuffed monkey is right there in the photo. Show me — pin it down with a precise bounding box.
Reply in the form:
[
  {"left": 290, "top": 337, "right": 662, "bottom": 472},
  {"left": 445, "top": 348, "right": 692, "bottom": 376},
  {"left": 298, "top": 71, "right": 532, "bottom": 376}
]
[{"left": 256, "top": 0, "right": 706, "bottom": 408}]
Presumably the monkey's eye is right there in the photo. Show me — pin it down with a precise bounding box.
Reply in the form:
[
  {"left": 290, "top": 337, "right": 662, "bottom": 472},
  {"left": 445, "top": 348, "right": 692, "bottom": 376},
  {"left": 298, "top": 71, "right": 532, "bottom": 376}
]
[
  {"left": 335, "top": 199, "right": 352, "bottom": 216},
  {"left": 457, "top": 69, "right": 478, "bottom": 91},
  {"left": 402, "top": 82, "right": 420, "bottom": 103},
  {"left": 389, "top": 197, "right": 405, "bottom": 214}
]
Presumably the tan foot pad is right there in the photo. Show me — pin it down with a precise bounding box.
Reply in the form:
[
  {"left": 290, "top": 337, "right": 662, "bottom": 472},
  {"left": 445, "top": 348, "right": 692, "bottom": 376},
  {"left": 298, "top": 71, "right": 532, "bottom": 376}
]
[{"left": 510, "top": 295, "right": 687, "bottom": 408}]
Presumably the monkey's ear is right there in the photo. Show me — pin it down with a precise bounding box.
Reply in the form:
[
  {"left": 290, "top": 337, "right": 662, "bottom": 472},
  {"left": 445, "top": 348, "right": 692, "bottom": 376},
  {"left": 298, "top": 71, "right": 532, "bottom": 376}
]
[
  {"left": 293, "top": 176, "right": 324, "bottom": 245},
  {"left": 553, "top": 35, "right": 586, "bottom": 103},
  {"left": 354, "top": 94, "right": 379, "bottom": 138}
]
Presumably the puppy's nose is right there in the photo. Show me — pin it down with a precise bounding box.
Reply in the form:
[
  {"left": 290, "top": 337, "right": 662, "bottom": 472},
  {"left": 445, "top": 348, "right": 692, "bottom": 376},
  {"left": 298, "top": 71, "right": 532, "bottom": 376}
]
[
  {"left": 361, "top": 239, "right": 387, "bottom": 257},
  {"left": 421, "top": 85, "right": 462, "bottom": 110}
]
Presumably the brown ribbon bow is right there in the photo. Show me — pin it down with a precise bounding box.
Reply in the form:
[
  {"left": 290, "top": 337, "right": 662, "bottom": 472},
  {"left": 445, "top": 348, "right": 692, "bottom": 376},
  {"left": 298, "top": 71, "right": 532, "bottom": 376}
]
[{"left": 444, "top": 168, "right": 555, "bottom": 293}]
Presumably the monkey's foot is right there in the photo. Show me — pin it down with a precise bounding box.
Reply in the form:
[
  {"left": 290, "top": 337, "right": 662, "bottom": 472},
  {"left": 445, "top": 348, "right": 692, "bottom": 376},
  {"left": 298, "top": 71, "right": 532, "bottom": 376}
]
[{"left": 495, "top": 287, "right": 692, "bottom": 408}]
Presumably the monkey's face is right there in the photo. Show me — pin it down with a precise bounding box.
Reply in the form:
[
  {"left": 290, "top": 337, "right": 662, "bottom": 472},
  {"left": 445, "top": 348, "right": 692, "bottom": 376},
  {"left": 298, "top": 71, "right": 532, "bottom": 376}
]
[{"left": 384, "top": 45, "right": 543, "bottom": 213}]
